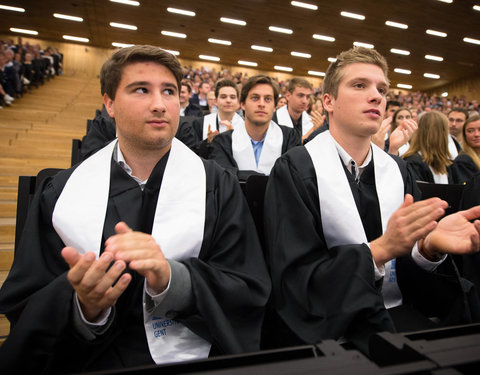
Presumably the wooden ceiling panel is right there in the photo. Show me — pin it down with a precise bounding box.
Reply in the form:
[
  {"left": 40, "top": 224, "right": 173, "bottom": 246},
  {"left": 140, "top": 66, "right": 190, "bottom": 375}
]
[{"left": 1, "top": 0, "right": 479, "bottom": 91}]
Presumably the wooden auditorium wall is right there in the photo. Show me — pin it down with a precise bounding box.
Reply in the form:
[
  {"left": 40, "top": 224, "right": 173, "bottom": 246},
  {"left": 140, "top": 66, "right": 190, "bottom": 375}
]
[
  {"left": 427, "top": 76, "right": 480, "bottom": 102},
  {"left": 1, "top": 36, "right": 323, "bottom": 88}
]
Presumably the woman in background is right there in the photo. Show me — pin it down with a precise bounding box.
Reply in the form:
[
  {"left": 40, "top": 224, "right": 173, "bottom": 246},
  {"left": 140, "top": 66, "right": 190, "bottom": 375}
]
[
  {"left": 452, "top": 115, "right": 480, "bottom": 184},
  {"left": 403, "top": 111, "right": 454, "bottom": 183}
]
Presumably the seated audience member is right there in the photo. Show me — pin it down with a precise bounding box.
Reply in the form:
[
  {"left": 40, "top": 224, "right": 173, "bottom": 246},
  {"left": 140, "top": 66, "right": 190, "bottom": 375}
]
[
  {"left": 179, "top": 80, "right": 203, "bottom": 117},
  {"left": 189, "top": 81, "right": 210, "bottom": 114},
  {"left": 456, "top": 172, "right": 480, "bottom": 300},
  {"left": 264, "top": 46, "right": 480, "bottom": 351},
  {"left": 80, "top": 105, "right": 117, "bottom": 161},
  {"left": 0, "top": 45, "right": 270, "bottom": 374},
  {"left": 273, "top": 77, "right": 314, "bottom": 141},
  {"left": 206, "top": 91, "right": 217, "bottom": 114},
  {"left": 448, "top": 108, "right": 468, "bottom": 156},
  {"left": 452, "top": 115, "right": 480, "bottom": 184},
  {"left": 276, "top": 96, "right": 287, "bottom": 109},
  {"left": 403, "top": 111, "right": 455, "bottom": 184},
  {"left": 177, "top": 79, "right": 243, "bottom": 157},
  {"left": 209, "top": 74, "right": 300, "bottom": 178}
]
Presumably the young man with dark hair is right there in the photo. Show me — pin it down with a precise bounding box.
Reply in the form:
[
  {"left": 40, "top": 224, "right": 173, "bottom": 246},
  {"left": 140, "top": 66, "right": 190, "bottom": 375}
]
[
  {"left": 265, "top": 46, "right": 480, "bottom": 349},
  {"left": 0, "top": 45, "right": 270, "bottom": 373},
  {"left": 177, "top": 79, "right": 244, "bottom": 156},
  {"left": 448, "top": 107, "right": 469, "bottom": 156},
  {"left": 189, "top": 80, "right": 211, "bottom": 113},
  {"left": 209, "top": 74, "right": 300, "bottom": 178},
  {"left": 179, "top": 80, "right": 203, "bottom": 117},
  {"left": 273, "top": 77, "right": 314, "bottom": 140}
]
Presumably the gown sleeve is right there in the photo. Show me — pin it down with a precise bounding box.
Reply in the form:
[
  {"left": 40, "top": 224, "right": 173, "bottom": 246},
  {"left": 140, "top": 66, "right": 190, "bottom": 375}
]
[{"left": 178, "top": 160, "right": 270, "bottom": 354}]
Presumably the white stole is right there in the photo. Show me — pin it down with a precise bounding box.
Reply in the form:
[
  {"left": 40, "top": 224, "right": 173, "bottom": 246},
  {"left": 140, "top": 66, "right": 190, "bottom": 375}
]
[
  {"left": 275, "top": 105, "right": 313, "bottom": 136},
  {"left": 52, "top": 138, "right": 211, "bottom": 364},
  {"left": 305, "top": 131, "right": 405, "bottom": 308},
  {"left": 202, "top": 112, "right": 244, "bottom": 140},
  {"left": 448, "top": 135, "right": 459, "bottom": 159},
  {"left": 232, "top": 121, "right": 283, "bottom": 176}
]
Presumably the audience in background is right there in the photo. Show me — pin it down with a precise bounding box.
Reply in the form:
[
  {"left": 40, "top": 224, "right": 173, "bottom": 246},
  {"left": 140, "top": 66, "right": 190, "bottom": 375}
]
[{"left": 0, "top": 38, "right": 63, "bottom": 108}]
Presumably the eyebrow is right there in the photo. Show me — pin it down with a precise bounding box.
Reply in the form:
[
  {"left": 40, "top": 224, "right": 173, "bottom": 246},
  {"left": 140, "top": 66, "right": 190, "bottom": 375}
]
[
  {"left": 125, "top": 81, "right": 178, "bottom": 90},
  {"left": 346, "top": 77, "right": 389, "bottom": 87}
]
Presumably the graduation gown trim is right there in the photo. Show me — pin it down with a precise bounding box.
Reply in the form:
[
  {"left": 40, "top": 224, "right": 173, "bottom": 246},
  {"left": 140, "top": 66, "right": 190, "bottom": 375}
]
[
  {"left": 275, "top": 104, "right": 313, "bottom": 136},
  {"left": 232, "top": 120, "right": 283, "bottom": 175},
  {"left": 202, "top": 112, "right": 244, "bottom": 140},
  {"left": 305, "top": 131, "right": 404, "bottom": 307},
  {"left": 52, "top": 138, "right": 211, "bottom": 364}
]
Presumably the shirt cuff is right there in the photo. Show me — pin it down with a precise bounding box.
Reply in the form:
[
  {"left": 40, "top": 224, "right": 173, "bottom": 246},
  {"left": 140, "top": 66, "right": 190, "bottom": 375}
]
[
  {"left": 367, "top": 242, "right": 385, "bottom": 281},
  {"left": 411, "top": 242, "right": 447, "bottom": 272},
  {"left": 144, "top": 259, "right": 193, "bottom": 318},
  {"left": 74, "top": 292, "right": 111, "bottom": 326}
]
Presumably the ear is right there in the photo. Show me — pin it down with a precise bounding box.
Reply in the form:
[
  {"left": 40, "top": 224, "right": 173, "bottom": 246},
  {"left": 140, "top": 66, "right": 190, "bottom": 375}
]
[
  {"left": 240, "top": 102, "right": 245, "bottom": 111},
  {"left": 103, "top": 93, "right": 115, "bottom": 118},
  {"left": 322, "top": 93, "right": 335, "bottom": 116},
  {"left": 285, "top": 91, "right": 291, "bottom": 101}
]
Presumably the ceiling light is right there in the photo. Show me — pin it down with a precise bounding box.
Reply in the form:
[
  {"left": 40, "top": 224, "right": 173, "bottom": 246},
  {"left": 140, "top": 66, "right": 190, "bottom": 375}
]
[
  {"left": 464, "top": 37, "right": 480, "bottom": 45},
  {"left": 394, "top": 68, "right": 411, "bottom": 75},
  {"left": 238, "top": 60, "right": 258, "bottom": 67},
  {"left": 0, "top": 5, "right": 25, "bottom": 12},
  {"left": 353, "top": 41, "right": 374, "bottom": 48},
  {"left": 251, "top": 45, "right": 273, "bottom": 52},
  {"left": 397, "top": 84, "right": 412, "bottom": 89},
  {"left": 308, "top": 70, "right": 325, "bottom": 77},
  {"left": 313, "top": 34, "right": 335, "bottom": 42},
  {"left": 390, "top": 48, "right": 410, "bottom": 55},
  {"left": 63, "top": 35, "right": 89, "bottom": 42},
  {"left": 474, "top": 5, "right": 480, "bottom": 11},
  {"left": 425, "top": 54, "right": 443, "bottom": 61},
  {"left": 269, "top": 26, "right": 293, "bottom": 34},
  {"left": 163, "top": 49, "right": 180, "bottom": 56},
  {"left": 199, "top": 55, "right": 220, "bottom": 61},
  {"left": 220, "top": 17, "right": 246, "bottom": 26},
  {"left": 291, "top": 51, "right": 311, "bottom": 58},
  {"left": 437, "top": 0, "right": 452, "bottom": 3},
  {"left": 112, "top": 42, "right": 134, "bottom": 48},
  {"left": 340, "top": 11, "right": 365, "bottom": 20},
  {"left": 10, "top": 27, "right": 38, "bottom": 35},
  {"left": 53, "top": 13, "right": 83, "bottom": 22},
  {"left": 424, "top": 73, "right": 440, "bottom": 79},
  {"left": 110, "top": 0, "right": 139, "bottom": 6},
  {"left": 208, "top": 38, "right": 231, "bottom": 46},
  {"left": 442, "top": 92, "right": 448, "bottom": 97},
  {"left": 274, "top": 66, "right": 293, "bottom": 72},
  {"left": 328, "top": 57, "right": 337, "bottom": 62},
  {"left": 426, "top": 29, "right": 447, "bottom": 37},
  {"left": 291, "top": 1, "right": 318, "bottom": 10},
  {"left": 385, "top": 20, "right": 408, "bottom": 29},
  {"left": 110, "top": 22, "right": 137, "bottom": 30},
  {"left": 161, "top": 30, "right": 186, "bottom": 38},
  {"left": 167, "top": 7, "right": 195, "bottom": 16}
]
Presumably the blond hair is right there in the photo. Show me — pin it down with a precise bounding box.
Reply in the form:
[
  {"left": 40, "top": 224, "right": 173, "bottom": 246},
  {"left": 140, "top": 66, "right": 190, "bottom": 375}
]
[
  {"left": 461, "top": 114, "right": 480, "bottom": 169},
  {"left": 403, "top": 111, "right": 452, "bottom": 174}
]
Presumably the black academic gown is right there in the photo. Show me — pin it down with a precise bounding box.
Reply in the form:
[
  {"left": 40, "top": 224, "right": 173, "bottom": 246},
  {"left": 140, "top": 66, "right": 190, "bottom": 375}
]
[
  {"left": 263, "top": 146, "right": 477, "bottom": 350},
  {"left": 80, "top": 106, "right": 117, "bottom": 161},
  {"left": 451, "top": 153, "right": 480, "bottom": 184},
  {"left": 0, "top": 152, "right": 270, "bottom": 374},
  {"left": 208, "top": 125, "right": 301, "bottom": 177},
  {"left": 175, "top": 115, "right": 219, "bottom": 158},
  {"left": 404, "top": 153, "right": 455, "bottom": 184}
]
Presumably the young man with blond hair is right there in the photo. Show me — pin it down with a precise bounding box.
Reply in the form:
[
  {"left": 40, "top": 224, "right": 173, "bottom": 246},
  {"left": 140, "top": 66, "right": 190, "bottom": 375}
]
[{"left": 265, "top": 47, "right": 480, "bottom": 349}]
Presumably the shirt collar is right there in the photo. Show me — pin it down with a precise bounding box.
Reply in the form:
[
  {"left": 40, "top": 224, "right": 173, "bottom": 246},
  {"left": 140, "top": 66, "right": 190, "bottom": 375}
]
[
  {"left": 332, "top": 137, "right": 372, "bottom": 178},
  {"left": 115, "top": 142, "right": 148, "bottom": 189}
]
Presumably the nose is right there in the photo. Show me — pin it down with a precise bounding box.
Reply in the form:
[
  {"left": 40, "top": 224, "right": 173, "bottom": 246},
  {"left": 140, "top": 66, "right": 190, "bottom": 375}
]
[
  {"left": 150, "top": 91, "right": 167, "bottom": 113},
  {"left": 368, "top": 87, "right": 383, "bottom": 103}
]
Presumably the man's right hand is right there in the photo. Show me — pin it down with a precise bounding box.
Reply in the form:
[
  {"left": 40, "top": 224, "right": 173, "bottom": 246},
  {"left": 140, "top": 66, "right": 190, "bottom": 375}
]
[{"left": 62, "top": 247, "right": 131, "bottom": 322}]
